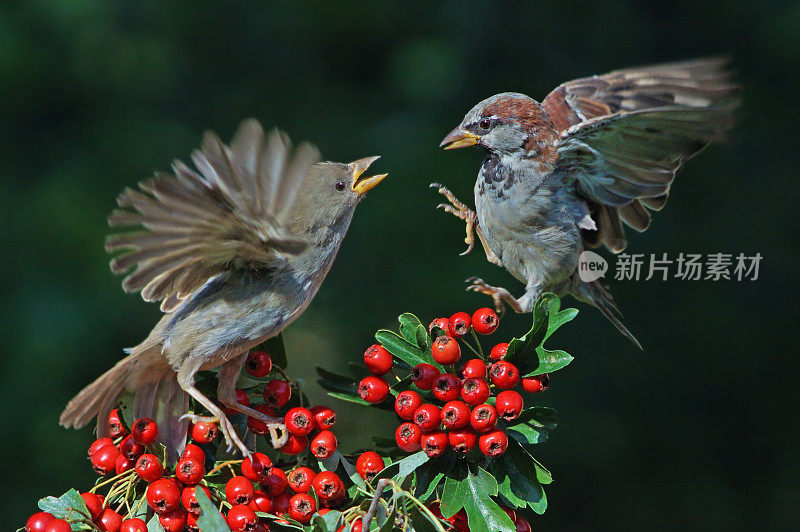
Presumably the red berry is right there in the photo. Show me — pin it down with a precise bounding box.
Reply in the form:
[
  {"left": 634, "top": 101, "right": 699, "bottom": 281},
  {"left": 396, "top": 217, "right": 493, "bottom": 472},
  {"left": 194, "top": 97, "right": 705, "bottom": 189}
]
[
  {"left": 490, "top": 342, "right": 509, "bottom": 361},
  {"left": 176, "top": 457, "right": 205, "bottom": 485},
  {"left": 263, "top": 467, "right": 289, "bottom": 497},
  {"left": 431, "top": 336, "right": 461, "bottom": 365},
  {"left": 522, "top": 373, "right": 550, "bottom": 393},
  {"left": 131, "top": 417, "right": 159, "bottom": 446},
  {"left": 312, "top": 471, "right": 344, "bottom": 501},
  {"left": 190, "top": 421, "right": 219, "bottom": 444},
  {"left": 358, "top": 376, "right": 390, "bottom": 403},
  {"left": 288, "top": 467, "right": 315, "bottom": 493},
  {"left": 226, "top": 505, "right": 257, "bottom": 531},
  {"left": 461, "top": 358, "right": 487, "bottom": 379},
  {"left": 394, "top": 390, "right": 423, "bottom": 420},
  {"left": 432, "top": 373, "right": 462, "bottom": 402},
  {"left": 245, "top": 350, "right": 272, "bottom": 377},
  {"left": 180, "top": 443, "right": 206, "bottom": 463},
  {"left": 363, "top": 344, "right": 393, "bottom": 375},
  {"left": 26, "top": 512, "right": 54, "bottom": 532},
  {"left": 247, "top": 403, "right": 277, "bottom": 435},
  {"left": 441, "top": 400, "right": 471, "bottom": 430},
  {"left": 395, "top": 422, "right": 422, "bottom": 452},
  {"left": 448, "top": 428, "right": 478, "bottom": 453},
  {"left": 280, "top": 434, "right": 308, "bottom": 455},
  {"left": 470, "top": 404, "right": 498, "bottom": 433},
  {"left": 284, "top": 407, "right": 314, "bottom": 436},
  {"left": 226, "top": 476, "right": 256, "bottom": 505},
  {"left": 310, "top": 430, "right": 337, "bottom": 459},
  {"left": 158, "top": 508, "right": 187, "bottom": 532},
  {"left": 107, "top": 408, "right": 127, "bottom": 438},
  {"left": 88, "top": 437, "right": 114, "bottom": 459},
  {"left": 241, "top": 452, "right": 273, "bottom": 483},
  {"left": 490, "top": 361, "right": 520, "bottom": 389},
  {"left": 411, "top": 363, "right": 440, "bottom": 390},
  {"left": 91, "top": 444, "right": 120, "bottom": 475},
  {"left": 356, "top": 451, "right": 384, "bottom": 481},
  {"left": 310, "top": 405, "right": 336, "bottom": 429},
  {"left": 479, "top": 429, "right": 509, "bottom": 457},
  {"left": 271, "top": 493, "right": 292, "bottom": 516},
  {"left": 496, "top": 390, "right": 524, "bottom": 421},
  {"left": 249, "top": 490, "right": 271, "bottom": 513},
  {"left": 114, "top": 453, "right": 135, "bottom": 475},
  {"left": 135, "top": 453, "right": 163, "bottom": 482},
  {"left": 421, "top": 430, "right": 449, "bottom": 457},
  {"left": 413, "top": 404, "right": 441, "bottom": 432},
  {"left": 225, "top": 389, "right": 251, "bottom": 414},
  {"left": 289, "top": 493, "right": 317, "bottom": 524},
  {"left": 147, "top": 478, "right": 181, "bottom": 514},
  {"left": 471, "top": 307, "right": 499, "bottom": 334},
  {"left": 81, "top": 492, "right": 104, "bottom": 519},
  {"left": 263, "top": 379, "right": 292, "bottom": 408},
  {"left": 97, "top": 509, "right": 123, "bottom": 532},
  {"left": 428, "top": 317, "right": 451, "bottom": 335},
  {"left": 448, "top": 312, "right": 471, "bottom": 337},
  {"left": 119, "top": 435, "right": 144, "bottom": 461},
  {"left": 515, "top": 516, "right": 532, "bottom": 532},
  {"left": 460, "top": 377, "right": 491, "bottom": 405},
  {"left": 44, "top": 519, "right": 71, "bottom": 532},
  {"left": 182, "top": 485, "right": 211, "bottom": 514},
  {"left": 120, "top": 519, "right": 148, "bottom": 532}
]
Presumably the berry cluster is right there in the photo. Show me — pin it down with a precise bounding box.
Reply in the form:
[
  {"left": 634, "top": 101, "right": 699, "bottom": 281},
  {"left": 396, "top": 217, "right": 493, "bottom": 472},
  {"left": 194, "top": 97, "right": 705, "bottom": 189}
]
[
  {"left": 355, "top": 308, "right": 550, "bottom": 459},
  {"left": 24, "top": 350, "right": 373, "bottom": 532}
]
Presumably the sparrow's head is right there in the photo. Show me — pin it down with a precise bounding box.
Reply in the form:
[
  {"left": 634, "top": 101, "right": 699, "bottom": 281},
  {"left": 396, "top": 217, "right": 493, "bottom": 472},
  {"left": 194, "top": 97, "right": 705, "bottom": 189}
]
[
  {"left": 440, "top": 92, "right": 559, "bottom": 164},
  {"left": 294, "top": 156, "right": 386, "bottom": 238}
]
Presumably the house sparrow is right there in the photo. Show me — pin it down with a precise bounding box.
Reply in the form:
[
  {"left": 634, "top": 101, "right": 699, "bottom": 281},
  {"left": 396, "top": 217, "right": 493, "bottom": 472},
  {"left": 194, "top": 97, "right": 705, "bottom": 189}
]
[
  {"left": 60, "top": 119, "right": 386, "bottom": 458},
  {"left": 435, "top": 58, "right": 738, "bottom": 348}
]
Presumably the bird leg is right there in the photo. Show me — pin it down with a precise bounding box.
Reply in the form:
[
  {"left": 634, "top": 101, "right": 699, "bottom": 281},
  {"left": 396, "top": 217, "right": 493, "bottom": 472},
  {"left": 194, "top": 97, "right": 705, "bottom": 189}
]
[
  {"left": 430, "top": 183, "right": 501, "bottom": 265},
  {"left": 216, "top": 355, "right": 289, "bottom": 449},
  {"left": 177, "top": 360, "right": 251, "bottom": 458},
  {"left": 466, "top": 277, "right": 526, "bottom": 314}
]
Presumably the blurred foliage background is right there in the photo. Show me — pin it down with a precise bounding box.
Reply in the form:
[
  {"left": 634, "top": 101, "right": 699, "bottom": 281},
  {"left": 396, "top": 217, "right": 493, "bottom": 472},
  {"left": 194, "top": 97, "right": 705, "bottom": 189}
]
[{"left": 1, "top": 0, "right": 797, "bottom": 529}]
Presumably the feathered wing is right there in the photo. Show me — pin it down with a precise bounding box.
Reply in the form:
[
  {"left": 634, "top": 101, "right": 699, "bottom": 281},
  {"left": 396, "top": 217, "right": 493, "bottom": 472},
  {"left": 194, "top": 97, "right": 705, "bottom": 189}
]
[
  {"left": 542, "top": 57, "right": 738, "bottom": 252},
  {"left": 105, "top": 119, "right": 321, "bottom": 311}
]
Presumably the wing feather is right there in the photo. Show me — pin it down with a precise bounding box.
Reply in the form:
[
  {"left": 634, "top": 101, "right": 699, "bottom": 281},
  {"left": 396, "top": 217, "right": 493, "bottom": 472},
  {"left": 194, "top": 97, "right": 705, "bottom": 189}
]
[{"left": 107, "top": 119, "right": 321, "bottom": 310}]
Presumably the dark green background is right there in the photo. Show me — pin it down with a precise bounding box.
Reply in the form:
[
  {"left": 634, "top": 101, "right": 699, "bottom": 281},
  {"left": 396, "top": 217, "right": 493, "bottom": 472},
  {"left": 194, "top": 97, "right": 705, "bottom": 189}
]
[{"left": 1, "top": 0, "right": 796, "bottom": 529}]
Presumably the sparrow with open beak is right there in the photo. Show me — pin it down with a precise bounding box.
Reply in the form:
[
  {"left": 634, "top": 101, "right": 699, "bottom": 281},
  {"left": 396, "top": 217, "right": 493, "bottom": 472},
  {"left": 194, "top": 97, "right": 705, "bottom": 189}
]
[
  {"left": 60, "top": 119, "right": 386, "bottom": 458},
  {"left": 435, "top": 58, "right": 738, "bottom": 348}
]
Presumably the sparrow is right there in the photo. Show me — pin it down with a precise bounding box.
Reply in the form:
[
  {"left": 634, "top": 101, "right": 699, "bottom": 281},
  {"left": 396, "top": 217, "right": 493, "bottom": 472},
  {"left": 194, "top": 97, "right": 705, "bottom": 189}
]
[
  {"left": 435, "top": 58, "right": 738, "bottom": 348},
  {"left": 60, "top": 119, "right": 386, "bottom": 458}
]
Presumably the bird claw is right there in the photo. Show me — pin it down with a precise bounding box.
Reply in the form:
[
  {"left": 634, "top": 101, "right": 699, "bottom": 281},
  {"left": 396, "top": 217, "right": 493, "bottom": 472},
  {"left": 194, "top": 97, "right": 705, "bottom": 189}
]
[
  {"left": 465, "top": 277, "right": 508, "bottom": 315},
  {"left": 181, "top": 411, "right": 250, "bottom": 458},
  {"left": 432, "top": 182, "right": 477, "bottom": 254}
]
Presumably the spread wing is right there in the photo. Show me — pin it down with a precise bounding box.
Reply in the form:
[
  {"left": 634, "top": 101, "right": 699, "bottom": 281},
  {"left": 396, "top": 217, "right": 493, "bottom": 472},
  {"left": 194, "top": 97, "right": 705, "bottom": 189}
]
[
  {"left": 106, "top": 119, "right": 321, "bottom": 312},
  {"left": 542, "top": 57, "right": 738, "bottom": 252}
]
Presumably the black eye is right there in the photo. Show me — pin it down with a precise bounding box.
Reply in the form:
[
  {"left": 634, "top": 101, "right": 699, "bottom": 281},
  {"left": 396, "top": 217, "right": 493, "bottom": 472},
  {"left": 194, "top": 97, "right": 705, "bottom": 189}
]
[
  {"left": 335, "top": 181, "right": 346, "bottom": 191},
  {"left": 479, "top": 118, "right": 491, "bottom": 130}
]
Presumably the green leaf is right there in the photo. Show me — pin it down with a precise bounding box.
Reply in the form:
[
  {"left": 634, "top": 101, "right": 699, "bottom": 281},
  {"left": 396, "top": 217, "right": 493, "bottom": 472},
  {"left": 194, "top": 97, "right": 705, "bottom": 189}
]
[
  {"left": 507, "top": 406, "right": 558, "bottom": 445},
  {"left": 461, "top": 466, "right": 516, "bottom": 532},
  {"left": 378, "top": 506, "right": 399, "bottom": 532},
  {"left": 311, "top": 509, "right": 342, "bottom": 531},
  {"left": 375, "top": 330, "right": 444, "bottom": 371},
  {"left": 528, "top": 347, "right": 573, "bottom": 376},
  {"left": 263, "top": 333, "right": 288, "bottom": 369},
  {"left": 408, "top": 507, "right": 447, "bottom": 532},
  {"left": 492, "top": 440, "right": 547, "bottom": 512},
  {"left": 336, "top": 450, "right": 367, "bottom": 490},
  {"left": 396, "top": 450, "right": 430, "bottom": 481},
  {"left": 147, "top": 516, "right": 166, "bottom": 532},
  {"left": 399, "top": 313, "right": 424, "bottom": 343},
  {"left": 195, "top": 485, "right": 230, "bottom": 531},
  {"left": 38, "top": 488, "right": 92, "bottom": 524},
  {"left": 414, "top": 452, "right": 454, "bottom": 501},
  {"left": 439, "top": 474, "right": 467, "bottom": 519},
  {"left": 315, "top": 367, "right": 357, "bottom": 395}
]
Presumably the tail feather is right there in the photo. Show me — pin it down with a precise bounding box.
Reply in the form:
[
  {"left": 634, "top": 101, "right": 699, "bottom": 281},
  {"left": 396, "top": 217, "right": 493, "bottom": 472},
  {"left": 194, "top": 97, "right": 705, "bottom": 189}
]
[
  {"left": 60, "top": 344, "right": 187, "bottom": 461},
  {"left": 576, "top": 281, "right": 643, "bottom": 350}
]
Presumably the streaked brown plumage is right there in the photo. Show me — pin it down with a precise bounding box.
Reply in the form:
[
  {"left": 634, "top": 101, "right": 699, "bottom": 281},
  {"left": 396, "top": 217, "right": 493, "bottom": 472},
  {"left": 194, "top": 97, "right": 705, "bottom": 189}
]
[
  {"left": 436, "top": 58, "right": 738, "bottom": 347},
  {"left": 60, "top": 119, "right": 386, "bottom": 459}
]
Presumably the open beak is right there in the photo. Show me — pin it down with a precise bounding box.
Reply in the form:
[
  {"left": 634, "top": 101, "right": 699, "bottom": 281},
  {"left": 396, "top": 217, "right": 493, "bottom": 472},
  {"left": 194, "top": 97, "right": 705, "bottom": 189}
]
[
  {"left": 349, "top": 156, "right": 387, "bottom": 195},
  {"left": 440, "top": 127, "right": 480, "bottom": 150}
]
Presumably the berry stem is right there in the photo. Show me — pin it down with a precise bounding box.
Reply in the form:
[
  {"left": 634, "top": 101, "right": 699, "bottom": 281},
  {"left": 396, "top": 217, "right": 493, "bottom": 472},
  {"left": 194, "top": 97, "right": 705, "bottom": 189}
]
[
  {"left": 457, "top": 334, "right": 481, "bottom": 358},
  {"left": 206, "top": 459, "right": 243, "bottom": 477},
  {"left": 90, "top": 468, "right": 135, "bottom": 493},
  {"left": 470, "top": 328, "right": 486, "bottom": 359}
]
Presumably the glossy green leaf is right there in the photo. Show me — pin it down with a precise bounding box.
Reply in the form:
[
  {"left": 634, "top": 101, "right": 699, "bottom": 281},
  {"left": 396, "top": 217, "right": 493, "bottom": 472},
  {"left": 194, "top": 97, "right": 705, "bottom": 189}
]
[
  {"left": 38, "top": 488, "right": 92, "bottom": 526},
  {"left": 311, "top": 509, "right": 342, "bottom": 531},
  {"left": 375, "top": 330, "right": 444, "bottom": 371},
  {"left": 399, "top": 313, "right": 424, "bottom": 343},
  {"left": 439, "top": 474, "right": 467, "bottom": 519},
  {"left": 315, "top": 367, "right": 357, "bottom": 395},
  {"left": 195, "top": 485, "right": 230, "bottom": 531},
  {"left": 147, "top": 516, "right": 166, "bottom": 532},
  {"left": 528, "top": 348, "right": 573, "bottom": 377},
  {"left": 461, "top": 466, "right": 516, "bottom": 532},
  {"left": 492, "top": 440, "right": 546, "bottom": 512}
]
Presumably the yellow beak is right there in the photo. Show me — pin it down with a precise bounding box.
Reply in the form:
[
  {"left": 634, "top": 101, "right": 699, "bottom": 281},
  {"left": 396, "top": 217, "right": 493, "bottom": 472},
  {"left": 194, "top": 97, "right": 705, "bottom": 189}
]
[
  {"left": 440, "top": 127, "right": 480, "bottom": 150},
  {"left": 349, "top": 156, "right": 387, "bottom": 195}
]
